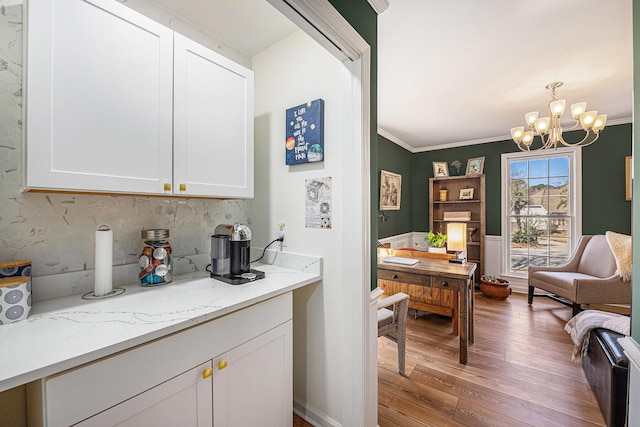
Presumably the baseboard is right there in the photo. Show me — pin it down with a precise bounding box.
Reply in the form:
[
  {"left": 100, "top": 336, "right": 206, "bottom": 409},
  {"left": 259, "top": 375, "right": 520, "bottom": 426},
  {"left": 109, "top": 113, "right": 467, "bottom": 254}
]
[{"left": 293, "top": 397, "right": 342, "bottom": 427}]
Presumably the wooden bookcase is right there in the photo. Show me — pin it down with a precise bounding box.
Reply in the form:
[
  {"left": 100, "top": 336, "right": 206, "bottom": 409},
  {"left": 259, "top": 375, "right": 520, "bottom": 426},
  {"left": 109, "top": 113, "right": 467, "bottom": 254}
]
[{"left": 429, "top": 174, "right": 485, "bottom": 282}]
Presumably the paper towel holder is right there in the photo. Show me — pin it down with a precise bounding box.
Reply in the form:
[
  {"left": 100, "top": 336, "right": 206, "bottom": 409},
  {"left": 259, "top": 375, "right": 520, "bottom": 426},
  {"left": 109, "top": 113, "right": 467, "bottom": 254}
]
[{"left": 82, "top": 225, "right": 126, "bottom": 300}]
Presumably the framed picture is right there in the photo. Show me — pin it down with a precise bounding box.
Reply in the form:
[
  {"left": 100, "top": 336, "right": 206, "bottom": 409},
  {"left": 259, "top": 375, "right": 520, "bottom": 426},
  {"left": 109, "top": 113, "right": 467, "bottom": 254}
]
[
  {"left": 626, "top": 156, "right": 633, "bottom": 201},
  {"left": 459, "top": 188, "right": 474, "bottom": 200},
  {"left": 433, "top": 161, "right": 449, "bottom": 177},
  {"left": 380, "top": 170, "right": 402, "bottom": 210},
  {"left": 466, "top": 156, "right": 485, "bottom": 175}
]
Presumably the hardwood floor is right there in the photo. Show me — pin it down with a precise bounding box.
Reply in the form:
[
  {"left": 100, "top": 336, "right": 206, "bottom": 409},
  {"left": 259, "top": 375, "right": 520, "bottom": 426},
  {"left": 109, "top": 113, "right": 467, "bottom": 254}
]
[{"left": 378, "top": 292, "right": 606, "bottom": 427}]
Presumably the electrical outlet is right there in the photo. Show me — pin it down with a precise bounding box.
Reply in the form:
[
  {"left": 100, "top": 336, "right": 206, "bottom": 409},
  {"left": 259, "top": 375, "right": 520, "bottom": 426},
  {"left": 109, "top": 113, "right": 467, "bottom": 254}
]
[{"left": 277, "top": 221, "right": 286, "bottom": 250}]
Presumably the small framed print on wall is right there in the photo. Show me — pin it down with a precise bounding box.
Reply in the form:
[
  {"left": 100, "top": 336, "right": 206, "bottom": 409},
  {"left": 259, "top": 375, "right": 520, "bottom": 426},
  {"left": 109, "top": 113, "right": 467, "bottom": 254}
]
[
  {"left": 380, "top": 170, "right": 402, "bottom": 210},
  {"left": 285, "top": 99, "right": 325, "bottom": 165}
]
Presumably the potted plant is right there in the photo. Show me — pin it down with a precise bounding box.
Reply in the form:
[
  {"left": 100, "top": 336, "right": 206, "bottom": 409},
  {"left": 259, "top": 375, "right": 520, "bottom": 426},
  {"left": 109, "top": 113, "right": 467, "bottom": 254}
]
[{"left": 426, "top": 231, "right": 447, "bottom": 253}]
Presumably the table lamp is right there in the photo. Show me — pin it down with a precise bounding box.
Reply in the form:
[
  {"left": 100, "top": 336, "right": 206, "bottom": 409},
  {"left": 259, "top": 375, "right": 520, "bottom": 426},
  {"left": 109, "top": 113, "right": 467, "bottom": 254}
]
[{"left": 447, "top": 222, "right": 467, "bottom": 264}]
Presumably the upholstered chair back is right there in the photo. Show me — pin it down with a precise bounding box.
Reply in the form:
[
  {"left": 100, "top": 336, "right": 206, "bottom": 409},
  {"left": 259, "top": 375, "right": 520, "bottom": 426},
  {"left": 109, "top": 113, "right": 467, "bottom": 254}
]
[{"left": 577, "top": 235, "right": 617, "bottom": 278}]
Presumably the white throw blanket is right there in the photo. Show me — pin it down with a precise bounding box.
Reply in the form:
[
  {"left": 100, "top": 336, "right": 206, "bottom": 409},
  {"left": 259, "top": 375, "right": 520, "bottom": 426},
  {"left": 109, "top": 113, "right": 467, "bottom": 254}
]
[
  {"left": 565, "top": 309, "right": 630, "bottom": 362},
  {"left": 605, "top": 231, "right": 632, "bottom": 282}
]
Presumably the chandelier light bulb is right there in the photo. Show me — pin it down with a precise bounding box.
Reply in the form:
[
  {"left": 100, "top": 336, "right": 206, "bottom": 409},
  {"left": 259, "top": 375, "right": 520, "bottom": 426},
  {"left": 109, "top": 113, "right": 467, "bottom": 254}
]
[
  {"left": 525, "top": 111, "right": 539, "bottom": 127},
  {"left": 511, "top": 126, "right": 524, "bottom": 142},
  {"left": 580, "top": 111, "right": 598, "bottom": 130},
  {"left": 549, "top": 99, "right": 566, "bottom": 117},
  {"left": 522, "top": 131, "right": 534, "bottom": 147},
  {"left": 570, "top": 102, "right": 587, "bottom": 119},
  {"left": 592, "top": 114, "right": 607, "bottom": 132},
  {"left": 535, "top": 117, "right": 550, "bottom": 134}
]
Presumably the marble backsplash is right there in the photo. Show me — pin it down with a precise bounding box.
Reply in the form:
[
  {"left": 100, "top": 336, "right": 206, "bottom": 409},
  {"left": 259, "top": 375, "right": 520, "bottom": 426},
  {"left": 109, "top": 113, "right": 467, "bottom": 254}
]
[{"left": 0, "top": 3, "right": 252, "bottom": 301}]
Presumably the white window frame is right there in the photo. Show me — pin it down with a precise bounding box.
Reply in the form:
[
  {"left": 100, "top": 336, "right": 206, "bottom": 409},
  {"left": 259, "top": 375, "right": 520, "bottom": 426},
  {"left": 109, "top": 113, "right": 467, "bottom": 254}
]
[{"left": 500, "top": 147, "right": 582, "bottom": 279}]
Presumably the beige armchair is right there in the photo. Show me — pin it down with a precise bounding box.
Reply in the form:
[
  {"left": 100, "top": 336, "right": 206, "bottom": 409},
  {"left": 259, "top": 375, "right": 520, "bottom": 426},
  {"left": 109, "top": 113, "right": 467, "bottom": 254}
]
[
  {"left": 378, "top": 292, "right": 409, "bottom": 375},
  {"left": 528, "top": 235, "right": 631, "bottom": 316}
]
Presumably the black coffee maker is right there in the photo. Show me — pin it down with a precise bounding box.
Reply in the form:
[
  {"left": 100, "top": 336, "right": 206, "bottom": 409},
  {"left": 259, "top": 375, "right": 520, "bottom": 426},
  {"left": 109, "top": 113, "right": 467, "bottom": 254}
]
[{"left": 210, "top": 223, "right": 264, "bottom": 285}]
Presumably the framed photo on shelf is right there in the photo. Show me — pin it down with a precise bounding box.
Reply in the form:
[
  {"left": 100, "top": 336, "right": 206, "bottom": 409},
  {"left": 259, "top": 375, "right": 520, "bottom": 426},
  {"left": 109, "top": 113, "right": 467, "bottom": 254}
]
[
  {"left": 380, "top": 170, "right": 402, "bottom": 210},
  {"left": 466, "top": 157, "right": 485, "bottom": 175},
  {"left": 459, "top": 188, "right": 474, "bottom": 200},
  {"left": 433, "top": 161, "right": 449, "bottom": 177}
]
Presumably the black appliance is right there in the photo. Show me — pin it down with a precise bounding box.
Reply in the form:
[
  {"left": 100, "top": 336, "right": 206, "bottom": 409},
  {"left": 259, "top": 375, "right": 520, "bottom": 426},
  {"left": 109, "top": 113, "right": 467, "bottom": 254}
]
[{"left": 210, "top": 223, "right": 264, "bottom": 285}]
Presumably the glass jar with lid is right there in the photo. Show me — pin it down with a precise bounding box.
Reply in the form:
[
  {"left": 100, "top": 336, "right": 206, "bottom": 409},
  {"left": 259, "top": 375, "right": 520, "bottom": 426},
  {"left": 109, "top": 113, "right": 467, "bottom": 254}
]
[{"left": 138, "top": 229, "right": 173, "bottom": 286}]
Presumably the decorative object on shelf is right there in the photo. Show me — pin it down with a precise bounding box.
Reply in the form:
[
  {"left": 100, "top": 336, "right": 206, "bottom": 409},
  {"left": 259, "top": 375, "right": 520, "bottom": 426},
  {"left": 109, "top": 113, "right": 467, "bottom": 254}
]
[
  {"left": 380, "top": 170, "right": 402, "bottom": 210},
  {"left": 465, "top": 157, "right": 484, "bottom": 175},
  {"left": 459, "top": 187, "right": 474, "bottom": 200},
  {"left": 447, "top": 223, "right": 467, "bottom": 264},
  {"left": 451, "top": 160, "right": 462, "bottom": 176},
  {"left": 433, "top": 161, "right": 449, "bottom": 177},
  {"left": 443, "top": 211, "right": 471, "bottom": 221},
  {"left": 480, "top": 275, "right": 511, "bottom": 300},
  {"left": 467, "top": 227, "right": 478, "bottom": 242},
  {"left": 510, "top": 82, "right": 607, "bottom": 151},
  {"left": 439, "top": 187, "right": 448, "bottom": 201},
  {"left": 286, "top": 98, "right": 325, "bottom": 165},
  {"left": 425, "top": 231, "right": 447, "bottom": 253},
  {"left": 626, "top": 156, "right": 632, "bottom": 201}
]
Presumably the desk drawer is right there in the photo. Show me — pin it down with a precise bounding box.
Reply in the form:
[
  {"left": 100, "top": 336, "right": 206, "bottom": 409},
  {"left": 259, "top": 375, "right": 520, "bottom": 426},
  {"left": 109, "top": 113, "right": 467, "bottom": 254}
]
[
  {"left": 431, "top": 275, "right": 461, "bottom": 291},
  {"left": 378, "top": 269, "right": 426, "bottom": 286}
]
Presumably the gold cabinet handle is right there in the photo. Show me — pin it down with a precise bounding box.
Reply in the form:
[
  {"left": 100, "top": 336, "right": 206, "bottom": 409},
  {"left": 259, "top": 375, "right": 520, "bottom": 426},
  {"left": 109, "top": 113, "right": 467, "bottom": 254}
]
[
  {"left": 163, "top": 183, "right": 171, "bottom": 192},
  {"left": 202, "top": 367, "right": 213, "bottom": 379},
  {"left": 179, "top": 183, "right": 187, "bottom": 192},
  {"left": 218, "top": 360, "right": 228, "bottom": 370}
]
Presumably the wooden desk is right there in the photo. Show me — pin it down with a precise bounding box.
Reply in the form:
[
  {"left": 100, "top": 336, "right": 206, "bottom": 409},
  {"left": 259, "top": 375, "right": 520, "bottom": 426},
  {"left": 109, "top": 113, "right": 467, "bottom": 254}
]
[{"left": 377, "top": 257, "right": 477, "bottom": 364}]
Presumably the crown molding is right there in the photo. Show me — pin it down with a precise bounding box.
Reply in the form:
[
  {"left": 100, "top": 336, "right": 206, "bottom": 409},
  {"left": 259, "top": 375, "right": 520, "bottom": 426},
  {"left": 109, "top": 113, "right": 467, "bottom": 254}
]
[
  {"left": 380, "top": 117, "right": 633, "bottom": 153},
  {"left": 367, "top": 0, "right": 389, "bottom": 14},
  {"left": 377, "top": 127, "right": 414, "bottom": 152}
]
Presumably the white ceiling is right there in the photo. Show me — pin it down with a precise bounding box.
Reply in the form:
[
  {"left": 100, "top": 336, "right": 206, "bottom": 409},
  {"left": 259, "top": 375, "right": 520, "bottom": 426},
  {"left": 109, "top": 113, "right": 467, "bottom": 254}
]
[
  {"left": 378, "top": 0, "right": 634, "bottom": 151},
  {"left": 150, "top": 0, "right": 633, "bottom": 152}
]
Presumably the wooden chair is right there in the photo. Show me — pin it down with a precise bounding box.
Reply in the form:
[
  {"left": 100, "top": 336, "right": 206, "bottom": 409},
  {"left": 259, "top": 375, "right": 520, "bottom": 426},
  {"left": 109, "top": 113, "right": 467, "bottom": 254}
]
[{"left": 378, "top": 292, "right": 409, "bottom": 375}]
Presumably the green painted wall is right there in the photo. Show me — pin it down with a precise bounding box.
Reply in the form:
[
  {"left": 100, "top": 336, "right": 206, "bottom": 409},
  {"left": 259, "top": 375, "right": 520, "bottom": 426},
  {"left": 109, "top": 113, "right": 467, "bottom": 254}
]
[
  {"left": 409, "top": 123, "right": 631, "bottom": 237},
  {"left": 377, "top": 135, "right": 413, "bottom": 238},
  {"left": 327, "top": 0, "right": 378, "bottom": 289}
]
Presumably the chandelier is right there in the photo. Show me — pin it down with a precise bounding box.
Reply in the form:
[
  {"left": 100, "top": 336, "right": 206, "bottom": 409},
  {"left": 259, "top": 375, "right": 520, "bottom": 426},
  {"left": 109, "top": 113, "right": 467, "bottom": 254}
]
[{"left": 510, "top": 82, "right": 607, "bottom": 151}]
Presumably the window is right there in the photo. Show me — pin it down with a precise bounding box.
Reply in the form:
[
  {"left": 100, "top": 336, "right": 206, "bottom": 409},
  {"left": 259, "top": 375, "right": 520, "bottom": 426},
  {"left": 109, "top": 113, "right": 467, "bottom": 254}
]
[{"left": 501, "top": 148, "right": 581, "bottom": 276}]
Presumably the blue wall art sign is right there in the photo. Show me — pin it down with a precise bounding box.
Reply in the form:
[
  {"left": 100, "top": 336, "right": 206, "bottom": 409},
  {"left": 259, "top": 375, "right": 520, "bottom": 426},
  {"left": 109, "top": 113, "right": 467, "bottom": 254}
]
[{"left": 285, "top": 98, "right": 324, "bottom": 165}]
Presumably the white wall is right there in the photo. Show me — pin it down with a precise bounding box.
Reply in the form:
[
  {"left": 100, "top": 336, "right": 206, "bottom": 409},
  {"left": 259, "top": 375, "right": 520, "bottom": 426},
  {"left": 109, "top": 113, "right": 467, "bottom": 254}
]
[{"left": 252, "top": 30, "right": 363, "bottom": 426}]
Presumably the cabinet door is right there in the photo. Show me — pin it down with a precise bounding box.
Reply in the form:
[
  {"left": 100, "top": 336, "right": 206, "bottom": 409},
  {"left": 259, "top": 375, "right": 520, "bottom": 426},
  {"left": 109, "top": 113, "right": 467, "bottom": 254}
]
[
  {"left": 77, "top": 361, "right": 213, "bottom": 426},
  {"left": 213, "top": 322, "right": 292, "bottom": 426},
  {"left": 174, "top": 33, "right": 254, "bottom": 198},
  {"left": 26, "top": 0, "right": 173, "bottom": 194}
]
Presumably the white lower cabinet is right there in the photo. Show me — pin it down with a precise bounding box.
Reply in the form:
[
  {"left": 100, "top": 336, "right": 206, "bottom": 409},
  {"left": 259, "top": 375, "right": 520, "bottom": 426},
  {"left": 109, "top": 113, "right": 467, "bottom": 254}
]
[
  {"left": 77, "top": 361, "right": 213, "bottom": 427},
  {"left": 28, "top": 293, "right": 292, "bottom": 427},
  {"left": 213, "top": 323, "right": 292, "bottom": 426}
]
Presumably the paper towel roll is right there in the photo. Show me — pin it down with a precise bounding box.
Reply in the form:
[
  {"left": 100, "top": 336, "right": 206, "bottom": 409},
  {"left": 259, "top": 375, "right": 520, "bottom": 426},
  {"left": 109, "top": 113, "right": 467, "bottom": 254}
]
[{"left": 94, "top": 225, "right": 113, "bottom": 297}]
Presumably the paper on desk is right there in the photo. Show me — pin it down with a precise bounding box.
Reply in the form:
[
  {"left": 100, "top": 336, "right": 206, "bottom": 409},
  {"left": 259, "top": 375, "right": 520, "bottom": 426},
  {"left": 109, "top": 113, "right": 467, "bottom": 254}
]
[{"left": 382, "top": 256, "right": 419, "bottom": 266}]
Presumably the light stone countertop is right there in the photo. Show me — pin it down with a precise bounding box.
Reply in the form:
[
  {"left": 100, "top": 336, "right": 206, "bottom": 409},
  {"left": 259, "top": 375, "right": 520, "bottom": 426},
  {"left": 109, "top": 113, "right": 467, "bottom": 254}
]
[{"left": 0, "top": 251, "right": 322, "bottom": 392}]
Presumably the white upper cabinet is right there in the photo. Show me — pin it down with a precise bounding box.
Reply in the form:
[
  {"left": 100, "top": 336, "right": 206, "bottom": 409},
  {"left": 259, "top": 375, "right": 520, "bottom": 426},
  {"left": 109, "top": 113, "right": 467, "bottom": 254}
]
[
  {"left": 26, "top": 0, "right": 174, "bottom": 194},
  {"left": 26, "top": 0, "right": 254, "bottom": 198},
  {"left": 174, "top": 34, "right": 254, "bottom": 198}
]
